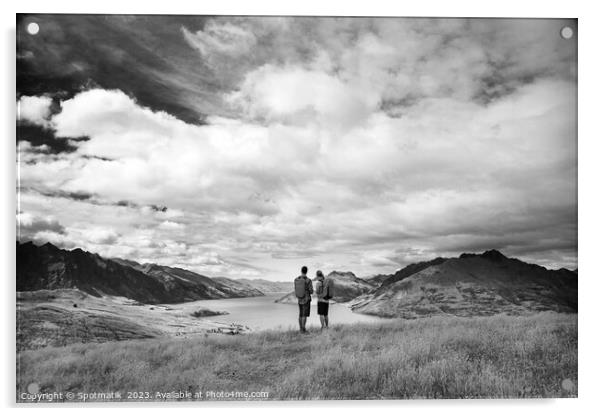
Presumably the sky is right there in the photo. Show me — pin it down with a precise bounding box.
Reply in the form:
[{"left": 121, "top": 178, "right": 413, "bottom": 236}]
[{"left": 16, "top": 15, "right": 577, "bottom": 280}]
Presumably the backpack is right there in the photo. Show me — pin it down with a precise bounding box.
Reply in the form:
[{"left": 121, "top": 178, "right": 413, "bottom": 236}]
[
  {"left": 316, "top": 280, "right": 325, "bottom": 297},
  {"left": 294, "top": 277, "right": 307, "bottom": 299},
  {"left": 323, "top": 278, "right": 333, "bottom": 300}
]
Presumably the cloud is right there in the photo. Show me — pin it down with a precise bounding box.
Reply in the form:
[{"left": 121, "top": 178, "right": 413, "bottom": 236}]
[
  {"left": 30, "top": 231, "right": 78, "bottom": 249},
  {"left": 17, "top": 14, "right": 219, "bottom": 124},
  {"left": 18, "top": 72, "right": 576, "bottom": 276},
  {"left": 17, "top": 212, "right": 65, "bottom": 237},
  {"left": 17, "top": 141, "right": 50, "bottom": 154},
  {"left": 85, "top": 227, "right": 120, "bottom": 245},
  {"left": 16, "top": 17, "right": 577, "bottom": 279},
  {"left": 228, "top": 65, "right": 379, "bottom": 128},
  {"left": 18, "top": 95, "right": 53, "bottom": 127},
  {"left": 158, "top": 220, "right": 185, "bottom": 231},
  {"left": 182, "top": 20, "right": 257, "bottom": 57}
]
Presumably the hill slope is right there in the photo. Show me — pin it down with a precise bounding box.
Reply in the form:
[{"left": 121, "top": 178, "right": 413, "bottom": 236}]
[
  {"left": 326, "top": 271, "right": 375, "bottom": 302},
  {"left": 351, "top": 250, "right": 577, "bottom": 318},
  {"left": 115, "top": 261, "right": 263, "bottom": 299},
  {"left": 17, "top": 241, "right": 261, "bottom": 303},
  {"left": 362, "top": 274, "right": 391, "bottom": 286},
  {"left": 227, "top": 278, "right": 291, "bottom": 293},
  {"left": 16, "top": 289, "right": 248, "bottom": 351},
  {"left": 16, "top": 290, "right": 161, "bottom": 351},
  {"left": 379, "top": 257, "right": 448, "bottom": 288},
  {"left": 211, "top": 277, "right": 264, "bottom": 297}
]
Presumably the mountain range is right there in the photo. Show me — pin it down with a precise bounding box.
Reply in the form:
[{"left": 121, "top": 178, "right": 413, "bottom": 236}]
[
  {"left": 17, "top": 241, "right": 578, "bottom": 320},
  {"left": 17, "top": 241, "right": 264, "bottom": 303}
]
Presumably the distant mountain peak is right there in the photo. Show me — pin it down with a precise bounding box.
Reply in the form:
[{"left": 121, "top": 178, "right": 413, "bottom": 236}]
[
  {"left": 481, "top": 249, "right": 507, "bottom": 261},
  {"left": 460, "top": 249, "right": 508, "bottom": 262},
  {"left": 327, "top": 271, "right": 358, "bottom": 279},
  {"left": 40, "top": 241, "right": 60, "bottom": 250}
]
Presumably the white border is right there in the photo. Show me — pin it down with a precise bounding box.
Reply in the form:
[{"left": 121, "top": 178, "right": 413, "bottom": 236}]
[
  {"left": 2, "top": 1, "right": 600, "bottom": 415},
  {"left": 1, "top": 0, "right": 587, "bottom": 17}
]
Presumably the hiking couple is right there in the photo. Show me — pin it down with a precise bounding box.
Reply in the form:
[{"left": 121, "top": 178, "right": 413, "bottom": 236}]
[{"left": 294, "top": 266, "right": 332, "bottom": 333}]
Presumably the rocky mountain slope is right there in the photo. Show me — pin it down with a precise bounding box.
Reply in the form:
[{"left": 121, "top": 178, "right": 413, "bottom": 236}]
[
  {"left": 325, "top": 271, "right": 375, "bottom": 302},
  {"left": 211, "top": 277, "right": 264, "bottom": 297},
  {"left": 379, "top": 257, "right": 448, "bottom": 287},
  {"left": 17, "top": 241, "right": 263, "bottom": 303},
  {"left": 350, "top": 250, "right": 577, "bottom": 318},
  {"left": 362, "top": 274, "right": 391, "bottom": 286},
  {"left": 113, "top": 260, "right": 264, "bottom": 299}
]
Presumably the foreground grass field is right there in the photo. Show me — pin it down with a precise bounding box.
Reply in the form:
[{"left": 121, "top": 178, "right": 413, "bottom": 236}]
[{"left": 17, "top": 312, "right": 577, "bottom": 401}]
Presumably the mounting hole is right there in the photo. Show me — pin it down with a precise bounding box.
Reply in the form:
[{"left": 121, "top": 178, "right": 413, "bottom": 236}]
[
  {"left": 560, "top": 26, "right": 573, "bottom": 40},
  {"left": 27, "top": 382, "right": 40, "bottom": 394},
  {"left": 27, "top": 22, "right": 39, "bottom": 35},
  {"left": 561, "top": 378, "right": 575, "bottom": 392}
]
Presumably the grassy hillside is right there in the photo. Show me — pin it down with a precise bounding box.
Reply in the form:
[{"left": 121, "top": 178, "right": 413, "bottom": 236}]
[
  {"left": 17, "top": 312, "right": 577, "bottom": 401},
  {"left": 17, "top": 304, "right": 161, "bottom": 352}
]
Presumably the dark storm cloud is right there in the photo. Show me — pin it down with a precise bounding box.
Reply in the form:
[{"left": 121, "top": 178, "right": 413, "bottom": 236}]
[{"left": 17, "top": 14, "right": 223, "bottom": 124}]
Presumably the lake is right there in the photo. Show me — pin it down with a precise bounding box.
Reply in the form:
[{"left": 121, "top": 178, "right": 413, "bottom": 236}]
[{"left": 173, "top": 293, "right": 390, "bottom": 331}]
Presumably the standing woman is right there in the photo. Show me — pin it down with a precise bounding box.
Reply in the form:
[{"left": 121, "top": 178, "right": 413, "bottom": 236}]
[{"left": 315, "top": 270, "right": 330, "bottom": 330}]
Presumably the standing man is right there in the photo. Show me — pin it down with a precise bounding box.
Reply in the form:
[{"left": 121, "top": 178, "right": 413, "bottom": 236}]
[
  {"left": 314, "top": 270, "right": 330, "bottom": 330},
  {"left": 294, "top": 266, "right": 313, "bottom": 333}
]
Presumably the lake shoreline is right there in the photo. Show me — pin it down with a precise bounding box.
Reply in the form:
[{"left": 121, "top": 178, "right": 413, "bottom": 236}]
[{"left": 17, "top": 289, "right": 390, "bottom": 351}]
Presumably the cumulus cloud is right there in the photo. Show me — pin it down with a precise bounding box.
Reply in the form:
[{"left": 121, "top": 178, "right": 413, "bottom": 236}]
[
  {"left": 17, "top": 212, "right": 65, "bottom": 237},
  {"left": 18, "top": 95, "right": 53, "bottom": 127},
  {"left": 84, "top": 227, "right": 120, "bottom": 245},
  {"left": 228, "top": 65, "right": 379, "bottom": 128},
  {"left": 16, "top": 17, "right": 577, "bottom": 279}
]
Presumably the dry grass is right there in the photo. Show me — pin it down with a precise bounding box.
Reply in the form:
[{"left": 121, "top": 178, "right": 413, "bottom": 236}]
[{"left": 16, "top": 312, "right": 577, "bottom": 401}]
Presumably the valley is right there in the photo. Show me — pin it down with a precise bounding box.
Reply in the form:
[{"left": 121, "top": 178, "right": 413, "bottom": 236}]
[{"left": 16, "top": 241, "right": 578, "bottom": 352}]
